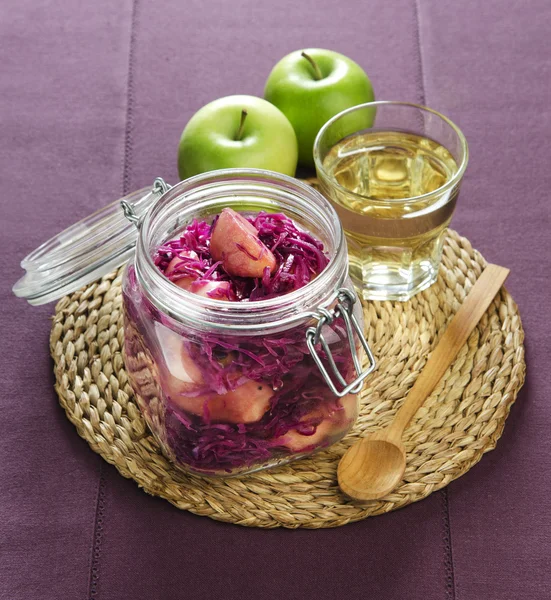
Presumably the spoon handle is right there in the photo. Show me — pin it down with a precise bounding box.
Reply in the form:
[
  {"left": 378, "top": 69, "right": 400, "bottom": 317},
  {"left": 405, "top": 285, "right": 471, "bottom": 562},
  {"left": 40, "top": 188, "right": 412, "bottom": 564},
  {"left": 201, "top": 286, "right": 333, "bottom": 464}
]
[{"left": 389, "top": 264, "right": 510, "bottom": 437}]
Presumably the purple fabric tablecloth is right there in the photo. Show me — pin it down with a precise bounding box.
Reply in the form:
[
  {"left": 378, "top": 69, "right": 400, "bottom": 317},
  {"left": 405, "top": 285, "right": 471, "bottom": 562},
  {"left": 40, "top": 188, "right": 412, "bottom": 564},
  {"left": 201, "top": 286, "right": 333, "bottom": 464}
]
[{"left": 1, "top": 1, "right": 549, "bottom": 598}]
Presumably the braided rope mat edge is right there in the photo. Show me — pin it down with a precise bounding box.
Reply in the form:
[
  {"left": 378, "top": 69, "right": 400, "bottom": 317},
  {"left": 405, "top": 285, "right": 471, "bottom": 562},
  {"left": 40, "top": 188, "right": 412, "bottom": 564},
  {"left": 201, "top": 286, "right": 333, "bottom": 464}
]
[{"left": 50, "top": 229, "right": 525, "bottom": 528}]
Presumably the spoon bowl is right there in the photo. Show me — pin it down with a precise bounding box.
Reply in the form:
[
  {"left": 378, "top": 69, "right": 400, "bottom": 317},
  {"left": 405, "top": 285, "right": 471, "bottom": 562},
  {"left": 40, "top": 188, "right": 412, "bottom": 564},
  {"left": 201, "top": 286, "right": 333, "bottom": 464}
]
[{"left": 338, "top": 437, "right": 406, "bottom": 502}]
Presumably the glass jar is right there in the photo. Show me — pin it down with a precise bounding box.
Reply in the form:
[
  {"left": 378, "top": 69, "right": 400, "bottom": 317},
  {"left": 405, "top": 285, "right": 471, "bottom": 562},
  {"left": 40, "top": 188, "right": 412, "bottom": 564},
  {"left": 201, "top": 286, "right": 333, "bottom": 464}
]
[{"left": 13, "top": 169, "right": 375, "bottom": 477}]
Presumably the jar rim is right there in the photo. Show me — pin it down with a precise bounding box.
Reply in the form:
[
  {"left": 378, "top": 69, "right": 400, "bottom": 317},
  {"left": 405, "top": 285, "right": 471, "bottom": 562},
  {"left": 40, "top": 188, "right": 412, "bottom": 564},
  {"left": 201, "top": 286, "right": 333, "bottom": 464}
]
[{"left": 133, "top": 169, "right": 349, "bottom": 332}]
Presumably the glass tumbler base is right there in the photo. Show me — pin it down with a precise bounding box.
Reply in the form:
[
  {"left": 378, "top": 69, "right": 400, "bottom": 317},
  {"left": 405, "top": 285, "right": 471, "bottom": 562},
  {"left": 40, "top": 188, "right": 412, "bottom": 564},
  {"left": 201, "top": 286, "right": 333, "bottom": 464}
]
[{"left": 350, "top": 260, "right": 439, "bottom": 302}]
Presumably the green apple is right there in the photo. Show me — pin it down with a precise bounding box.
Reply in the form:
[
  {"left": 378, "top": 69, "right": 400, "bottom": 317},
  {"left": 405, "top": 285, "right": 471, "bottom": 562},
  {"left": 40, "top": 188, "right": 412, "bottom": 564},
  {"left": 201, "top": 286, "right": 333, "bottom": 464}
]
[
  {"left": 264, "top": 49, "right": 375, "bottom": 167},
  {"left": 178, "top": 95, "right": 298, "bottom": 179}
]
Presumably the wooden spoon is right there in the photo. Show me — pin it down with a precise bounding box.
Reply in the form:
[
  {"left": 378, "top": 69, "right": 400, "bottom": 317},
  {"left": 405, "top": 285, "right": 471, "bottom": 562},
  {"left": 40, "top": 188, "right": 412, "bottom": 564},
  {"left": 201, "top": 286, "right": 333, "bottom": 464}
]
[{"left": 337, "top": 264, "right": 510, "bottom": 502}]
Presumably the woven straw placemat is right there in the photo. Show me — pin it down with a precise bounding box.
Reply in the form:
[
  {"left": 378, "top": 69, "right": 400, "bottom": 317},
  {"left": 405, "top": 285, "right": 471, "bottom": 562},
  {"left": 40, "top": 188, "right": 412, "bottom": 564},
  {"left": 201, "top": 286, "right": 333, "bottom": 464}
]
[{"left": 50, "top": 229, "right": 525, "bottom": 528}]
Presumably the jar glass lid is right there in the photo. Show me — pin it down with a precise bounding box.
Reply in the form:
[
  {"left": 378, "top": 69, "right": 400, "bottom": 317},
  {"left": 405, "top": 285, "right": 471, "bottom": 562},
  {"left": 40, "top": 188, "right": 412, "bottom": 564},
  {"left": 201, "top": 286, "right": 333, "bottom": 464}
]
[{"left": 12, "top": 179, "right": 168, "bottom": 305}]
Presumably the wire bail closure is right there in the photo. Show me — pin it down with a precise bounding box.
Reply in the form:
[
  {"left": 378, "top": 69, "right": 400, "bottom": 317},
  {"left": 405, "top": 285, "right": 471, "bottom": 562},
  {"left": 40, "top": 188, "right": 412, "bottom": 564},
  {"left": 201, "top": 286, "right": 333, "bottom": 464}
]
[
  {"left": 121, "top": 177, "right": 171, "bottom": 229},
  {"left": 306, "top": 287, "right": 376, "bottom": 397}
]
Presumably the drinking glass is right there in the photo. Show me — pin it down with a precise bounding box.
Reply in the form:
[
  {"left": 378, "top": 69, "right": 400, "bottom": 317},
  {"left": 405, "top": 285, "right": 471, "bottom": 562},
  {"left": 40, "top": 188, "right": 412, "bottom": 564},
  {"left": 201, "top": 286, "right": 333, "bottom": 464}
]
[{"left": 314, "top": 101, "right": 468, "bottom": 301}]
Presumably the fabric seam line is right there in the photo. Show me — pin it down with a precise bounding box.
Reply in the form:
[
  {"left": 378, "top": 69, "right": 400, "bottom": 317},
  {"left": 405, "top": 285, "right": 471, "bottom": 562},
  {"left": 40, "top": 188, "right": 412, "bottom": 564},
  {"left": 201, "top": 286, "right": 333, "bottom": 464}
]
[
  {"left": 122, "top": 0, "right": 139, "bottom": 197},
  {"left": 412, "top": 0, "right": 458, "bottom": 597},
  {"left": 413, "top": 0, "right": 427, "bottom": 107},
  {"left": 87, "top": 0, "right": 139, "bottom": 597},
  {"left": 87, "top": 462, "right": 107, "bottom": 600},
  {"left": 442, "top": 488, "right": 458, "bottom": 600}
]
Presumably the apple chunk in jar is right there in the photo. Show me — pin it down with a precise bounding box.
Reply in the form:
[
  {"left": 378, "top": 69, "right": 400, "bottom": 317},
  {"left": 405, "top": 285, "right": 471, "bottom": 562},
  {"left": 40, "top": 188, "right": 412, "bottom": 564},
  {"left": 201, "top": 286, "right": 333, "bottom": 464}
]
[{"left": 121, "top": 171, "right": 374, "bottom": 476}]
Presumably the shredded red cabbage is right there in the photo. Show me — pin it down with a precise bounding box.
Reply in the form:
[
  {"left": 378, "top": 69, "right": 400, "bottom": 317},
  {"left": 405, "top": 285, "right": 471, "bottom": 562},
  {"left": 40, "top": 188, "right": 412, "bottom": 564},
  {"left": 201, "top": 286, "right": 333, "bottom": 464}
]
[
  {"left": 123, "top": 211, "right": 359, "bottom": 475},
  {"left": 154, "top": 212, "right": 329, "bottom": 301}
]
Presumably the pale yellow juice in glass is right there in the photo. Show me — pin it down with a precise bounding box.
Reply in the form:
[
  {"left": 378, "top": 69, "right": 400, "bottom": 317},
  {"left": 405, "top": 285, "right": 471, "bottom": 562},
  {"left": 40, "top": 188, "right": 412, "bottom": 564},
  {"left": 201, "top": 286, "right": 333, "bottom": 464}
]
[{"left": 315, "top": 103, "right": 468, "bottom": 301}]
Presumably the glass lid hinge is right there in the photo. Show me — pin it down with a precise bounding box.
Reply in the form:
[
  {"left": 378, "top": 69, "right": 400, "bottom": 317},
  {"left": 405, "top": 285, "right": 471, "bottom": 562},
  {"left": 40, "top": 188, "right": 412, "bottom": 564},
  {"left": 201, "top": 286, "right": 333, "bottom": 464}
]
[{"left": 121, "top": 177, "right": 171, "bottom": 229}]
